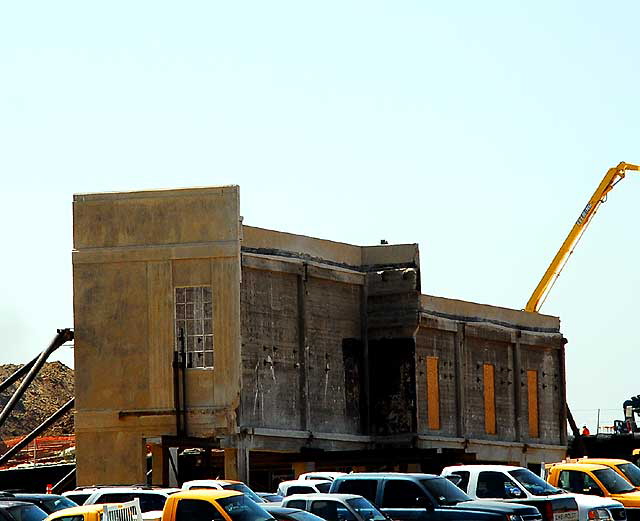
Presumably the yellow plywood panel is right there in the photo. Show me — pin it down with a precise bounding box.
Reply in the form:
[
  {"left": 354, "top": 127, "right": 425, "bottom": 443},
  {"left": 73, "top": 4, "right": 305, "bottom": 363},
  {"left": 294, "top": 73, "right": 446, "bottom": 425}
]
[
  {"left": 483, "top": 364, "right": 496, "bottom": 435},
  {"left": 528, "top": 370, "right": 539, "bottom": 438},
  {"left": 426, "top": 357, "right": 440, "bottom": 430}
]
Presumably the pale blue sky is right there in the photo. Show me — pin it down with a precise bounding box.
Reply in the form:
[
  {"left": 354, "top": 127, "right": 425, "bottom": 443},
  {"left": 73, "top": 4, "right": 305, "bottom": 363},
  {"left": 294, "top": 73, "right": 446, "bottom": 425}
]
[{"left": 1, "top": 1, "right": 639, "bottom": 430}]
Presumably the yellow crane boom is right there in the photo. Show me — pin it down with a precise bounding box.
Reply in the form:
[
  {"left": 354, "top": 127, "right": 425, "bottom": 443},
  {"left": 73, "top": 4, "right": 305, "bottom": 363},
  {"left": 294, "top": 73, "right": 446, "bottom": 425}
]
[{"left": 525, "top": 161, "right": 640, "bottom": 313}]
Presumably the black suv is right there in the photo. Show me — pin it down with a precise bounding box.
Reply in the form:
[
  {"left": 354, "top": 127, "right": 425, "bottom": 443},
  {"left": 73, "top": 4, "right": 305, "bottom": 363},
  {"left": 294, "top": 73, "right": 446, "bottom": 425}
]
[
  {"left": 0, "top": 500, "right": 48, "bottom": 521},
  {"left": 330, "top": 473, "right": 545, "bottom": 521}
]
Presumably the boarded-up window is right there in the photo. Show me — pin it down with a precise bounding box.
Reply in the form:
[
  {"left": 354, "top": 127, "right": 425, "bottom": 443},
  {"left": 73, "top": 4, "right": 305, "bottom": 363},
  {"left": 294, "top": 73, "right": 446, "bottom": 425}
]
[
  {"left": 426, "top": 356, "right": 440, "bottom": 430},
  {"left": 483, "top": 364, "right": 496, "bottom": 435},
  {"left": 527, "top": 369, "right": 539, "bottom": 438}
]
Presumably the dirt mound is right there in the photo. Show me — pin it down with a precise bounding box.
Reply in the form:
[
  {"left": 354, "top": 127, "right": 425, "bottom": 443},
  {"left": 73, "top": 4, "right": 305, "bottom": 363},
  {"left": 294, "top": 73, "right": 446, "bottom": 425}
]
[{"left": 0, "top": 361, "right": 74, "bottom": 440}]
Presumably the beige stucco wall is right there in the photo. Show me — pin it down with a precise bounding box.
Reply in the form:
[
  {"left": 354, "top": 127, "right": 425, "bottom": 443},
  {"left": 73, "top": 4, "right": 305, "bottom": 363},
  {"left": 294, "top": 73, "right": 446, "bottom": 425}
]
[{"left": 73, "top": 186, "right": 242, "bottom": 485}]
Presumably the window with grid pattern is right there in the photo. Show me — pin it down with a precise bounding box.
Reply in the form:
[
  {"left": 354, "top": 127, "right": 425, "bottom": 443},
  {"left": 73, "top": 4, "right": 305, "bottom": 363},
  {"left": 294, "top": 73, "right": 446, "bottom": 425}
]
[{"left": 175, "top": 286, "right": 214, "bottom": 368}]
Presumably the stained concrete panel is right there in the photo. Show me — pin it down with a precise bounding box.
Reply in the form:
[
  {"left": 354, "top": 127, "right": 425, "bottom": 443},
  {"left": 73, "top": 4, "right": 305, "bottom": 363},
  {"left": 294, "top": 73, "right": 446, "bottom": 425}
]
[{"left": 240, "top": 267, "right": 302, "bottom": 430}]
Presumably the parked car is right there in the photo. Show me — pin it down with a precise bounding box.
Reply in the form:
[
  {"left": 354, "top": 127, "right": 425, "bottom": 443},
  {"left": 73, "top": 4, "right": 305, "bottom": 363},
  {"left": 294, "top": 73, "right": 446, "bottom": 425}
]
[
  {"left": 441, "top": 465, "right": 621, "bottom": 521},
  {"left": 69, "top": 487, "right": 179, "bottom": 513},
  {"left": 262, "top": 505, "right": 327, "bottom": 521},
  {"left": 277, "top": 481, "right": 332, "bottom": 497},
  {"left": 329, "top": 472, "right": 547, "bottom": 521},
  {"left": 546, "top": 462, "right": 640, "bottom": 519},
  {"left": 181, "top": 480, "right": 266, "bottom": 504},
  {"left": 574, "top": 460, "right": 640, "bottom": 491},
  {"left": 299, "top": 473, "right": 346, "bottom": 482},
  {"left": 257, "top": 493, "right": 284, "bottom": 503},
  {"left": 281, "top": 493, "right": 388, "bottom": 521},
  {"left": 5, "top": 494, "right": 78, "bottom": 514},
  {"left": 61, "top": 491, "right": 93, "bottom": 507},
  {"left": 53, "top": 490, "right": 273, "bottom": 521},
  {"left": 162, "top": 489, "right": 273, "bottom": 521},
  {"left": 45, "top": 503, "right": 138, "bottom": 521},
  {"left": 0, "top": 500, "right": 48, "bottom": 521}
]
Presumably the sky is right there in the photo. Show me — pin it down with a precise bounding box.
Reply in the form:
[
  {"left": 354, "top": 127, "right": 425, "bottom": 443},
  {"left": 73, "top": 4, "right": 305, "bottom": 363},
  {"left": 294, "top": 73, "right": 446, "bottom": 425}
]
[{"left": 1, "top": 1, "right": 639, "bottom": 431}]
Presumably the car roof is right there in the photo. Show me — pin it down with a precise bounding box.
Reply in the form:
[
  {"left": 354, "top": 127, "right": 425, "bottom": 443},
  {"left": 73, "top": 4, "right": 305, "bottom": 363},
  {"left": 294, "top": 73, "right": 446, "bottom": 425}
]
[
  {"left": 183, "top": 480, "right": 242, "bottom": 487},
  {"left": 262, "top": 506, "right": 303, "bottom": 513},
  {"left": 280, "top": 480, "right": 332, "bottom": 486},
  {"left": 443, "top": 465, "right": 523, "bottom": 472},
  {"left": 335, "top": 472, "right": 438, "bottom": 479},
  {"left": 89, "top": 488, "right": 178, "bottom": 495},
  {"left": 285, "top": 493, "right": 362, "bottom": 501},
  {"left": 0, "top": 501, "right": 42, "bottom": 509},
  {"left": 170, "top": 490, "right": 242, "bottom": 501},
  {"left": 578, "top": 459, "right": 631, "bottom": 466},
  {"left": 550, "top": 463, "right": 611, "bottom": 471},
  {"left": 14, "top": 494, "right": 66, "bottom": 500}
]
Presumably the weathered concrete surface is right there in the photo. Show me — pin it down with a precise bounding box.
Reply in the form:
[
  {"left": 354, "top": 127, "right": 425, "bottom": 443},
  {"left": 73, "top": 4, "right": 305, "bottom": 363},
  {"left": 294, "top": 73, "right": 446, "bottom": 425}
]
[
  {"left": 417, "top": 294, "right": 567, "bottom": 464},
  {"left": 73, "top": 186, "right": 242, "bottom": 486},
  {"left": 72, "top": 186, "right": 567, "bottom": 484}
]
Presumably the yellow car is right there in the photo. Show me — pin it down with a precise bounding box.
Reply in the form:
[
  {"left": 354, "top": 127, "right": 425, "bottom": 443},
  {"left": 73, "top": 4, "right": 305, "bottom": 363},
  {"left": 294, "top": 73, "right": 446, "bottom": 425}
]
[
  {"left": 45, "top": 504, "right": 122, "bottom": 521},
  {"left": 547, "top": 462, "right": 640, "bottom": 508},
  {"left": 576, "top": 459, "right": 640, "bottom": 490},
  {"left": 160, "top": 490, "right": 274, "bottom": 521}
]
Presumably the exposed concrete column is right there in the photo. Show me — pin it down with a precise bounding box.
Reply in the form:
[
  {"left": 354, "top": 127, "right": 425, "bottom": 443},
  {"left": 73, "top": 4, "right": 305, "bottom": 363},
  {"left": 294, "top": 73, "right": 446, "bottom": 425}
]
[
  {"left": 224, "top": 448, "right": 238, "bottom": 480},
  {"left": 512, "top": 331, "right": 523, "bottom": 442},
  {"left": 225, "top": 436, "right": 250, "bottom": 483},
  {"left": 297, "top": 264, "right": 311, "bottom": 431},
  {"left": 558, "top": 342, "right": 568, "bottom": 445},
  {"left": 360, "top": 282, "right": 370, "bottom": 435},
  {"left": 454, "top": 323, "right": 466, "bottom": 438}
]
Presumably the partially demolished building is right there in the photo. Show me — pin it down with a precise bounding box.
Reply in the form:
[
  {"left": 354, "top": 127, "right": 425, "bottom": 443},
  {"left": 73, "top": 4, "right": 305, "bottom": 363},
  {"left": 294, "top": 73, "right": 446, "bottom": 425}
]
[{"left": 72, "top": 186, "right": 567, "bottom": 487}]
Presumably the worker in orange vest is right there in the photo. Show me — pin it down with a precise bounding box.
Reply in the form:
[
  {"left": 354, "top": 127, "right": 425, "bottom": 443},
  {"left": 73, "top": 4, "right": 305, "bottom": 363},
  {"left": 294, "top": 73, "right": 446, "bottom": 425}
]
[{"left": 582, "top": 425, "right": 591, "bottom": 436}]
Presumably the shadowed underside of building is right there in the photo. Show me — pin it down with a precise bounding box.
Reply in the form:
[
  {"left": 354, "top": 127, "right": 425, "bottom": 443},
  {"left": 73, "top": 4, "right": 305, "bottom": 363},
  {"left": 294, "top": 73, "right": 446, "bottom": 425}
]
[{"left": 72, "top": 186, "right": 567, "bottom": 487}]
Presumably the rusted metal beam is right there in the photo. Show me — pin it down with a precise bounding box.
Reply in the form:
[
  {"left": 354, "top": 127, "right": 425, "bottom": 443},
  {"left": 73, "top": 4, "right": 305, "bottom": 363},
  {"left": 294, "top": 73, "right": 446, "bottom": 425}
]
[
  {"left": 0, "top": 329, "right": 73, "bottom": 430},
  {"left": 0, "top": 397, "right": 74, "bottom": 466}
]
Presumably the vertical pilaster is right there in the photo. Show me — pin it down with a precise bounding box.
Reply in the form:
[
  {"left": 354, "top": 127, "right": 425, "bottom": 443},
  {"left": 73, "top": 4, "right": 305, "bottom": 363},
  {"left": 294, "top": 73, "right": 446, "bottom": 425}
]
[{"left": 454, "top": 323, "right": 466, "bottom": 437}]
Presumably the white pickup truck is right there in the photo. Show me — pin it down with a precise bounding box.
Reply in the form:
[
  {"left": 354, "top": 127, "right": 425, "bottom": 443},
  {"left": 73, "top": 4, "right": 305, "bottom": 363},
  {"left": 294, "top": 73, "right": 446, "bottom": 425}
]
[{"left": 441, "top": 465, "right": 626, "bottom": 521}]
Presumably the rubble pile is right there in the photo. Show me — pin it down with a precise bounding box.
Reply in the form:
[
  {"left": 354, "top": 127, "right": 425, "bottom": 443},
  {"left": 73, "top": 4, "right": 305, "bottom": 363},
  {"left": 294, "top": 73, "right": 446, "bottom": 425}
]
[{"left": 0, "top": 362, "right": 74, "bottom": 439}]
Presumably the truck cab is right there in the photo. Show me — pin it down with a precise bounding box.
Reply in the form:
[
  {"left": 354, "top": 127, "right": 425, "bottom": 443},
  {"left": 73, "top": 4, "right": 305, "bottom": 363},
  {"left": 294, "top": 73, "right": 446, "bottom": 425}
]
[
  {"left": 574, "top": 460, "right": 640, "bottom": 491},
  {"left": 546, "top": 463, "right": 640, "bottom": 521},
  {"left": 441, "top": 465, "right": 620, "bottom": 521}
]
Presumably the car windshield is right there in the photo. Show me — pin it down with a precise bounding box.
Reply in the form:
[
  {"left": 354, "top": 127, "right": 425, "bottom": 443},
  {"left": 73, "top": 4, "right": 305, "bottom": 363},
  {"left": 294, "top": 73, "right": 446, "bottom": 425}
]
[
  {"left": 6, "top": 505, "right": 48, "bottom": 521},
  {"left": 617, "top": 464, "right": 640, "bottom": 487},
  {"left": 289, "top": 512, "right": 327, "bottom": 521},
  {"left": 509, "top": 469, "right": 562, "bottom": 496},
  {"left": 65, "top": 494, "right": 90, "bottom": 505},
  {"left": 346, "top": 498, "right": 386, "bottom": 521},
  {"left": 421, "top": 478, "right": 472, "bottom": 505},
  {"left": 41, "top": 497, "right": 79, "bottom": 512},
  {"left": 593, "top": 469, "right": 636, "bottom": 494},
  {"left": 223, "top": 484, "right": 266, "bottom": 504},
  {"left": 217, "top": 495, "right": 274, "bottom": 521}
]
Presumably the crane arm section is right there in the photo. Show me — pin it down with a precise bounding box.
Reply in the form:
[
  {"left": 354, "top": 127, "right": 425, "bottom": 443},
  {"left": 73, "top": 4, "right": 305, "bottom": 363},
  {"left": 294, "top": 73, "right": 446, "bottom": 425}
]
[{"left": 525, "top": 162, "right": 640, "bottom": 313}]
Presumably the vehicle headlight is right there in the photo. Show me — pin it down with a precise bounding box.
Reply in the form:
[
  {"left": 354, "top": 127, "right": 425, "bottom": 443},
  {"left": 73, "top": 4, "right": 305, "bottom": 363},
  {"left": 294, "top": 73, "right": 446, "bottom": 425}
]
[
  {"left": 588, "top": 509, "right": 613, "bottom": 521},
  {"left": 506, "top": 515, "right": 522, "bottom": 521}
]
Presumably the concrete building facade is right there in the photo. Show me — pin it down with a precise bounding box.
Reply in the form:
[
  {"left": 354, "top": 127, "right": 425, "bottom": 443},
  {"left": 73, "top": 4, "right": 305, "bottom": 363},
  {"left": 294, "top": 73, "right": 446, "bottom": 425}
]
[{"left": 72, "top": 186, "right": 567, "bottom": 487}]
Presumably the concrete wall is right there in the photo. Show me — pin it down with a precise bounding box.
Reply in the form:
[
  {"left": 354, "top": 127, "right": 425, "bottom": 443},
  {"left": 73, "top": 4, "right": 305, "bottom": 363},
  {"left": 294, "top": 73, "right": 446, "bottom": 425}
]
[
  {"left": 238, "top": 255, "right": 366, "bottom": 435},
  {"left": 72, "top": 186, "right": 567, "bottom": 482},
  {"left": 73, "top": 187, "right": 242, "bottom": 485},
  {"left": 416, "top": 295, "right": 567, "bottom": 464}
]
